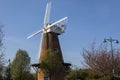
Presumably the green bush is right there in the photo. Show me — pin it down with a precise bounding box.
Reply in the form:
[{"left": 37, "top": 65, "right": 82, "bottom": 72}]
[
  {"left": 86, "top": 76, "right": 111, "bottom": 80},
  {"left": 0, "top": 75, "right": 3, "bottom": 80}
]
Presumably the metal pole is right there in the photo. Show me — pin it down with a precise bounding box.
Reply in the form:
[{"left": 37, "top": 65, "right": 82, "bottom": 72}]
[
  {"left": 103, "top": 37, "right": 119, "bottom": 79},
  {"left": 110, "top": 37, "right": 114, "bottom": 77}
]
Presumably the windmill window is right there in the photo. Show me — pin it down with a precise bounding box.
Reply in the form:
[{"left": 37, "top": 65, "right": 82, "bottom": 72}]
[{"left": 54, "top": 48, "right": 58, "bottom": 53}]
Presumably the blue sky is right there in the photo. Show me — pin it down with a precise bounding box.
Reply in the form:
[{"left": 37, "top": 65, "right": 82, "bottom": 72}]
[{"left": 0, "top": 0, "right": 120, "bottom": 68}]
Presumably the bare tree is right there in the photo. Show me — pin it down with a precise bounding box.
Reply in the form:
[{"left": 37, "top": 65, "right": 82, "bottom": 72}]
[
  {"left": 82, "top": 43, "right": 120, "bottom": 76},
  {"left": 0, "top": 23, "right": 4, "bottom": 78},
  {"left": 0, "top": 53, "right": 4, "bottom": 73},
  {"left": 114, "top": 49, "right": 120, "bottom": 76}
]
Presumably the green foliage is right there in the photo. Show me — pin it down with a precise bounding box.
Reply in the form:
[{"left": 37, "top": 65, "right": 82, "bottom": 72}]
[
  {"left": 79, "top": 69, "right": 89, "bottom": 79},
  {"left": 31, "top": 73, "right": 37, "bottom": 80},
  {"left": 86, "top": 76, "right": 111, "bottom": 80},
  {"left": 0, "top": 75, "right": 3, "bottom": 80},
  {"left": 66, "top": 68, "right": 114, "bottom": 80},
  {"left": 65, "top": 68, "right": 75, "bottom": 80},
  {"left": 10, "top": 49, "right": 31, "bottom": 80},
  {"left": 66, "top": 68, "right": 89, "bottom": 80}
]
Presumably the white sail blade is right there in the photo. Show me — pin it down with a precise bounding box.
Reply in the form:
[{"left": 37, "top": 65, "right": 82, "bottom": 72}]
[
  {"left": 47, "top": 17, "right": 67, "bottom": 29},
  {"left": 44, "top": 2, "right": 51, "bottom": 27},
  {"left": 27, "top": 29, "right": 43, "bottom": 39}
]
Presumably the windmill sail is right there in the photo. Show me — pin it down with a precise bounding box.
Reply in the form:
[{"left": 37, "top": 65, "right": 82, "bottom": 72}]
[
  {"left": 47, "top": 17, "right": 67, "bottom": 29},
  {"left": 44, "top": 2, "right": 51, "bottom": 27},
  {"left": 27, "top": 29, "right": 43, "bottom": 39}
]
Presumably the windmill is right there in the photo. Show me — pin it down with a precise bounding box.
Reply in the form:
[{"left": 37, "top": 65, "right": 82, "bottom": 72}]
[{"left": 27, "top": 1, "right": 70, "bottom": 80}]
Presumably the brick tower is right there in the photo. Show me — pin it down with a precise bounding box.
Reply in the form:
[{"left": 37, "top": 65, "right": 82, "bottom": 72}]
[{"left": 38, "top": 32, "right": 65, "bottom": 80}]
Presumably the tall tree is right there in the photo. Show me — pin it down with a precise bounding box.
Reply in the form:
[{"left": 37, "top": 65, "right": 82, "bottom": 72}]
[
  {"left": 11, "top": 49, "right": 31, "bottom": 80},
  {"left": 0, "top": 24, "right": 4, "bottom": 79}
]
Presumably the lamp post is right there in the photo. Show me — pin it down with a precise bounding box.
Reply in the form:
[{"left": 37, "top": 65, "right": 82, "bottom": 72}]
[{"left": 103, "top": 37, "right": 119, "bottom": 79}]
